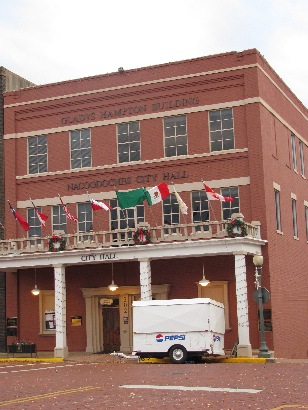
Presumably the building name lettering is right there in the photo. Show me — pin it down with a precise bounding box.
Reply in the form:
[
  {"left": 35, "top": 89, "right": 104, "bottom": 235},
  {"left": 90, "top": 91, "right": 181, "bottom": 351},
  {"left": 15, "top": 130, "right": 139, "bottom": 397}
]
[
  {"left": 81, "top": 253, "right": 116, "bottom": 262},
  {"left": 68, "top": 171, "right": 189, "bottom": 191},
  {"left": 61, "top": 97, "right": 199, "bottom": 125}
]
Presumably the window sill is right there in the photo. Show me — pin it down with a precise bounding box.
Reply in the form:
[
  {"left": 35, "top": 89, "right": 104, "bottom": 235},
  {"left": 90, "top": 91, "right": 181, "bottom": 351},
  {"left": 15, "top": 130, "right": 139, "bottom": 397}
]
[
  {"left": 276, "top": 230, "right": 283, "bottom": 235},
  {"left": 293, "top": 236, "right": 299, "bottom": 241},
  {"left": 39, "top": 333, "right": 56, "bottom": 336}
]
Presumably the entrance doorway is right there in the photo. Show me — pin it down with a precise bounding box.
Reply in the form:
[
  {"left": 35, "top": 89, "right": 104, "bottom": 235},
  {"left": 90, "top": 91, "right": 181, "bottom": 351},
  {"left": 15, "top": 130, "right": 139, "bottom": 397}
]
[{"left": 102, "top": 300, "right": 120, "bottom": 352}]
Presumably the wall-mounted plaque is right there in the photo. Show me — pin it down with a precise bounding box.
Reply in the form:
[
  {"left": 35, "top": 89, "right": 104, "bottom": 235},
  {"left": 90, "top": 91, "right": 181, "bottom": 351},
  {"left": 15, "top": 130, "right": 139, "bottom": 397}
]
[{"left": 71, "top": 316, "right": 82, "bottom": 326}]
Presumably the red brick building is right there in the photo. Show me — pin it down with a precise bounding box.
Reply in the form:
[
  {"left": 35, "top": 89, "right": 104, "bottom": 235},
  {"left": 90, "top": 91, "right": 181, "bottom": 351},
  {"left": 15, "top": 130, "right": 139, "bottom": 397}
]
[{"left": 2, "top": 49, "right": 307, "bottom": 359}]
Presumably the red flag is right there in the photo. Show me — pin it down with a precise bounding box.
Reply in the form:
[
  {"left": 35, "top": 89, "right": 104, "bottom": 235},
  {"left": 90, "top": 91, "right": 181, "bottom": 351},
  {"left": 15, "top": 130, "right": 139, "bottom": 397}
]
[
  {"left": 87, "top": 193, "right": 113, "bottom": 211},
  {"left": 58, "top": 195, "right": 78, "bottom": 222},
  {"left": 203, "top": 182, "right": 234, "bottom": 202},
  {"left": 8, "top": 201, "right": 30, "bottom": 231},
  {"left": 30, "top": 199, "right": 48, "bottom": 227}
]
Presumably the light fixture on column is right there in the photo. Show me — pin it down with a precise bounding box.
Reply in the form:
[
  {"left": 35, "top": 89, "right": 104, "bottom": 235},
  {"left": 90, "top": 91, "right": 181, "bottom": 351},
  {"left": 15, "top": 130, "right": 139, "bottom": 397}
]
[
  {"left": 199, "top": 264, "right": 210, "bottom": 287},
  {"left": 31, "top": 268, "right": 40, "bottom": 296},
  {"left": 108, "top": 263, "right": 118, "bottom": 291}
]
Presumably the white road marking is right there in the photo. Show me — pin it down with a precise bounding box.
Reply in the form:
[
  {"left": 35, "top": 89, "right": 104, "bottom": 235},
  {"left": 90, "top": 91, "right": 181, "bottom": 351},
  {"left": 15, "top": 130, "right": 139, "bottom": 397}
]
[
  {"left": 120, "top": 384, "right": 262, "bottom": 394},
  {"left": 0, "top": 363, "right": 85, "bottom": 374}
]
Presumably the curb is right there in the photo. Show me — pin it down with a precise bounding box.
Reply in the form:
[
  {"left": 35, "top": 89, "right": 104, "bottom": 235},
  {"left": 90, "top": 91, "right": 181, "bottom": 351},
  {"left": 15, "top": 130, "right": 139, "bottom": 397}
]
[
  {"left": 139, "top": 357, "right": 273, "bottom": 364},
  {"left": 0, "top": 357, "right": 63, "bottom": 363}
]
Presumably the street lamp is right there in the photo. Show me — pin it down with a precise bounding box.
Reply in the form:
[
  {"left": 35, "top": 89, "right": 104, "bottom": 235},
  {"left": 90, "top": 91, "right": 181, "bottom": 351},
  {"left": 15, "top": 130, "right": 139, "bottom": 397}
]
[{"left": 253, "top": 252, "right": 271, "bottom": 358}]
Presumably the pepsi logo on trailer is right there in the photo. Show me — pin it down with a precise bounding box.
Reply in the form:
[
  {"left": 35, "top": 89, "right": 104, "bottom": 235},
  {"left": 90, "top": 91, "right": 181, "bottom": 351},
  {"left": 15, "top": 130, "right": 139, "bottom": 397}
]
[
  {"left": 156, "top": 334, "right": 164, "bottom": 343},
  {"left": 156, "top": 334, "right": 186, "bottom": 342}
]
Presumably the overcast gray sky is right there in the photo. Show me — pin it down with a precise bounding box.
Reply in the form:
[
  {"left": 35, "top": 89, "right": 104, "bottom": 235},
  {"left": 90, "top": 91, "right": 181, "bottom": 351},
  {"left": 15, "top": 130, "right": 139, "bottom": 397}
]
[{"left": 1, "top": 0, "right": 307, "bottom": 107}]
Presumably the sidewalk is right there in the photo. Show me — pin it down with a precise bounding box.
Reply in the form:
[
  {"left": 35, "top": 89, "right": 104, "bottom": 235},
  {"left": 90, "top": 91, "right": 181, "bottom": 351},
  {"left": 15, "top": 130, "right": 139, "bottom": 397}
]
[{"left": 1, "top": 351, "right": 308, "bottom": 364}]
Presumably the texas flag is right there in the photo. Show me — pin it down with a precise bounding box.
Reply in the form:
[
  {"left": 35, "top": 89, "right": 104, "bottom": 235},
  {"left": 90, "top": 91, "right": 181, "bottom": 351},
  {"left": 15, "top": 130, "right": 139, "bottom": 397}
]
[
  {"left": 8, "top": 201, "right": 30, "bottom": 231},
  {"left": 145, "top": 183, "right": 170, "bottom": 205},
  {"left": 203, "top": 182, "right": 234, "bottom": 202},
  {"left": 87, "top": 193, "right": 113, "bottom": 211}
]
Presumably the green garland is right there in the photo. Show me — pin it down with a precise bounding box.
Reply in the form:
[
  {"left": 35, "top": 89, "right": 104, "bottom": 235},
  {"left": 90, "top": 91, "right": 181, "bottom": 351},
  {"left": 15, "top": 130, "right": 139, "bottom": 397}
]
[
  {"left": 48, "top": 235, "right": 66, "bottom": 252},
  {"left": 227, "top": 219, "right": 248, "bottom": 238},
  {"left": 133, "top": 228, "right": 151, "bottom": 245}
]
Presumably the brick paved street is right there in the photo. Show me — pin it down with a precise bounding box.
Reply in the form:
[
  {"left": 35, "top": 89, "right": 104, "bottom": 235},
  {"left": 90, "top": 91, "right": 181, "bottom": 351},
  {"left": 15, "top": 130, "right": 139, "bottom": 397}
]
[{"left": 0, "top": 356, "right": 307, "bottom": 409}]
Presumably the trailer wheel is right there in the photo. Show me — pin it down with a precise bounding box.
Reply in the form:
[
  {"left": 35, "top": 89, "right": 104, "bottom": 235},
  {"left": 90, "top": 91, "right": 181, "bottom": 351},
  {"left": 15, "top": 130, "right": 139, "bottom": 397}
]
[{"left": 169, "top": 345, "right": 187, "bottom": 364}]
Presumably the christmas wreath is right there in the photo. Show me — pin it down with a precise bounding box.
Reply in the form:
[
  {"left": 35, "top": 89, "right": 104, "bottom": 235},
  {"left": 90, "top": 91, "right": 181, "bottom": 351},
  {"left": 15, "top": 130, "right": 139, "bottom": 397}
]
[
  {"left": 48, "top": 235, "right": 66, "bottom": 252},
  {"left": 227, "top": 219, "right": 248, "bottom": 238},
  {"left": 133, "top": 228, "right": 151, "bottom": 245}
]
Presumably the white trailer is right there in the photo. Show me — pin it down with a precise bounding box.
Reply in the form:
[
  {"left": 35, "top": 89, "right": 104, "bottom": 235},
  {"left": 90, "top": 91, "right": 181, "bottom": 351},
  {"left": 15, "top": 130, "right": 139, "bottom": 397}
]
[{"left": 133, "top": 298, "right": 225, "bottom": 363}]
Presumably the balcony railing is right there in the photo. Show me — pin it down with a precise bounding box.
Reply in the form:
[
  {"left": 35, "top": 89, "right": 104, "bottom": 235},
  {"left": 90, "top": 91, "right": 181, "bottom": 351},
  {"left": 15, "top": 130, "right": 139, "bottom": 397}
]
[{"left": 0, "top": 220, "right": 261, "bottom": 256}]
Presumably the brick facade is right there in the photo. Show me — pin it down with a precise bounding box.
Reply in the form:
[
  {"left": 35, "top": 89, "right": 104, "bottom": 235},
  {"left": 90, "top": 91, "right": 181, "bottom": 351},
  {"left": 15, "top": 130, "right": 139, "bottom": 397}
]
[{"left": 2, "top": 49, "right": 307, "bottom": 358}]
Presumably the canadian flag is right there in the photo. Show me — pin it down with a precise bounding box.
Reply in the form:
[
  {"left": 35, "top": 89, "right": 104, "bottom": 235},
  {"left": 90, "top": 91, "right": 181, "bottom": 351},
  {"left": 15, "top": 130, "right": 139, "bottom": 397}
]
[
  {"left": 203, "top": 183, "right": 234, "bottom": 202},
  {"left": 87, "top": 193, "right": 113, "bottom": 211}
]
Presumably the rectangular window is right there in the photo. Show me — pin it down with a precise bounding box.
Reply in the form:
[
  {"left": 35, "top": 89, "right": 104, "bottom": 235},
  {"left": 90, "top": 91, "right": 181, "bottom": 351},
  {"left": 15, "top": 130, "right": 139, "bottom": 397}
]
[
  {"left": 110, "top": 199, "right": 144, "bottom": 239},
  {"left": 28, "top": 135, "right": 47, "bottom": 174},
  {"left": 164, "top": 115, "right": 187, "bottom": 157},
  {"left": 192, "top": 191, "right": 209, "bottom": 231},
  {"left": 117, "top": 122, "right": 140, "bottom": 163},
  {"left": 291, "top": 134, "right": 297, "bottom": 171},
  {"left": 163, "top": 194, "right": 180, "bottom": 232},
  {"left": 70, "top": 129, "right": 91, "bottom": 169},
  {"left": 77, "top": 203, "right": 93, "bottom": 233},
  {"left": 27, "top": 208, "right": 42, "bottom": 238},
  {"left": 299, "top": 140, "right": 305, "bottom": 177},
  {"left": 292, "top": 198, "right": 298, "bottom": 238},
  {"left": 274, "top": 189, "right": 282, "bottom": 231},
  {"left": 221, "top": 187, "right": 239, "bottom": 220},
  {"left": 52, "top": 205, "right": 67, "bottom": 233},
  {"left": 305, "top": 206, "right": 308, "bottom": 241},
  {"left": 209, "top": 109, "right": 234, "bottom": 152}
]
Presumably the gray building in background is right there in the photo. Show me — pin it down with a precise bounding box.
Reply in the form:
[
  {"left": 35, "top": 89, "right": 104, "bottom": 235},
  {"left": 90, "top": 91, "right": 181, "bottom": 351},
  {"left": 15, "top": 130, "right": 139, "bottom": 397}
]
[{"left": 0, "top": 67, "right": 34, "bottom": 352}]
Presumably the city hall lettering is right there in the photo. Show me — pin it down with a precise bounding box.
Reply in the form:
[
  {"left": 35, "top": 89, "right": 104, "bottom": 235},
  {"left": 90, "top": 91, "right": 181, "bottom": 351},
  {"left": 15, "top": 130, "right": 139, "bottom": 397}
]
[
  {"left": 61, "top": 97, "right": 199, "bottom": 125},
  {"left": 81, "top": 253, "right": 116, "bottom": 262},
  {"left": 67, "top": 171, "right": 189, "bottom": 191}
]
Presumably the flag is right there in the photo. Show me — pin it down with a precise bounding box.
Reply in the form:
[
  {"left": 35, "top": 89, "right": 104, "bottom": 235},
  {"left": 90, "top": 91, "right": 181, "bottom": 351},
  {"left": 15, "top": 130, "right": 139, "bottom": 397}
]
[
  {"left": 58, "top": 195, "right": 78, "bottom": 221},
  {"left": 8, "top": 201, "right": 30, "bottom": 231},
  {"left": 30, "top": 199, "right": 48, "bottom": 227},
  {"left": 145, "top": 183, "right": 170, "bottom": 205},
  {"left": 173, "top": 185, "right": 188, "bottom": 215},
  {"left": 203, "top": 182, "right": 234, "bottom": 202},
  {"left": 87, "top": 193, "right": 113, "bottom": 211},
  {"left": 116, "top": 188, "right": 147, "bottom": 209}
]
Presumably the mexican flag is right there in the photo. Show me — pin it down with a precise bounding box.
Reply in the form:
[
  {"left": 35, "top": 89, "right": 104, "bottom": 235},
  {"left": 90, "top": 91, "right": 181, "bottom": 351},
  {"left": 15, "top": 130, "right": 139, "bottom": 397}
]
[
  {"left": 145, "top": 183, "right": 170, "bottom": 205},
  {"left": 116, "top": 188, "right": 147, "bottom": 209}
]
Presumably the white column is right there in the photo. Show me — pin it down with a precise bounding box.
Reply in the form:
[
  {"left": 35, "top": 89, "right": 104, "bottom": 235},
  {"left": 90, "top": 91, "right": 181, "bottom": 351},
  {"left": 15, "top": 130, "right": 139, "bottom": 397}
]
[
  {"left": 234, "top": 253, "right": 252, "bottom": 357},
  {"left": 139, "top": 259, "right": 152, "bottom": 301},
  {"left": 53, "top": 265, "right": 68, "bottom": 358}
]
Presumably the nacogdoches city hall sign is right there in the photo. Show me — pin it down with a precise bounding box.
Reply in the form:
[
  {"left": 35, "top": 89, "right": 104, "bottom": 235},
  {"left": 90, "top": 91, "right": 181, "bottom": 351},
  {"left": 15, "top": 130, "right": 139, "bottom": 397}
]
[{"left": 67, "top": 170, "right": 189, "bottom": 191}]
